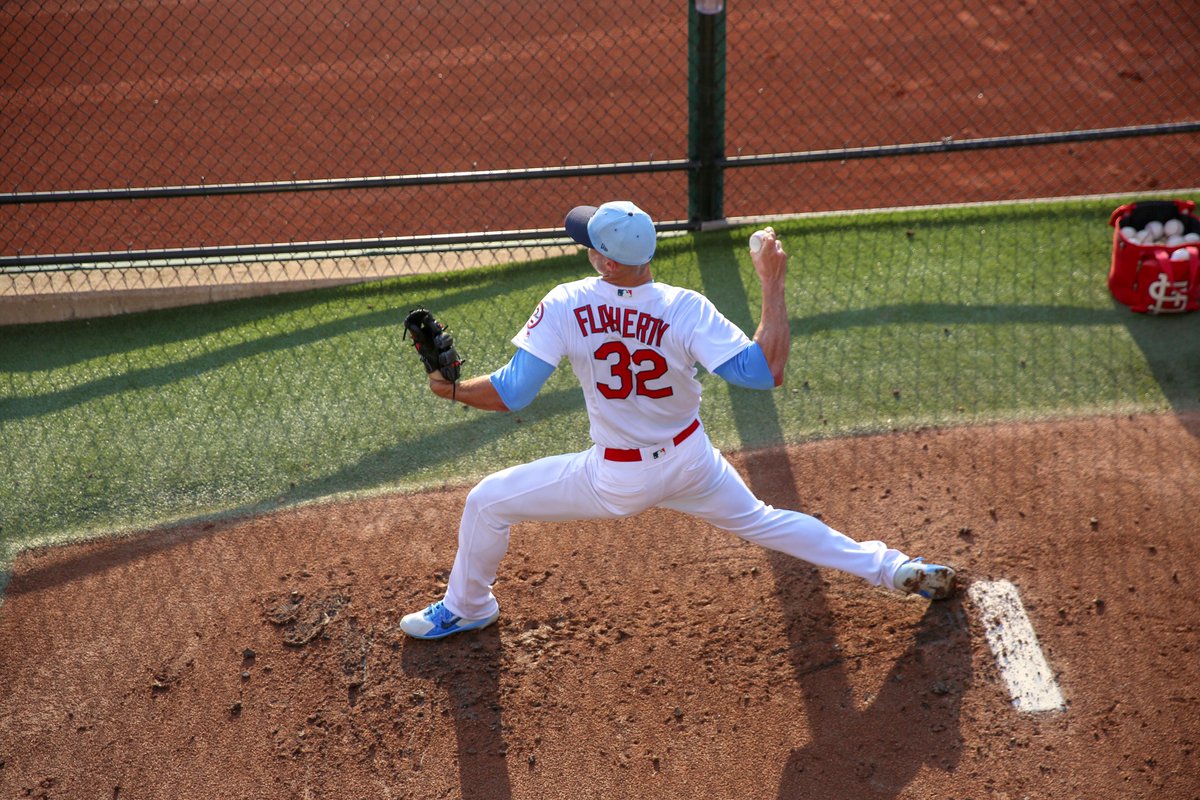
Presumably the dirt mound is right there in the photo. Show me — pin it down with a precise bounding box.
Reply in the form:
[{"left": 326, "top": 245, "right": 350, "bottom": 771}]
[{"left": 2, "top": 413, "right": 1198, "bottom": 799}]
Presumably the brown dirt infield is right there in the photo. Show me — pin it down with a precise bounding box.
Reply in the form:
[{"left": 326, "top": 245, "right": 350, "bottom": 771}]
[{"left": 2, "top": 411, "right": 1198, "bottom": 799}]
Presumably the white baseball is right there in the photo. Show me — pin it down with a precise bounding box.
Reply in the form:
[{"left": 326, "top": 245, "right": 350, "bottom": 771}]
[
  {"left": 1120, "top": 226, "right": 1137, "bottom": 241},
  {"left": 1167, "top": 235, "right": 1185, "bottom": 246},
  {"left": 749, "top": 229, "right": 768, "bottom": 254},
  {"left": 1170, "top": 247, "right": 1192, "bottom": 261},
  {"left": 1164, "top": 219, "right": 1184, "bottom": 237},
  {"left": 1184, "top": 232, "right": 1200, "bottom": 243},
  {"left": 1146, "top": 221, "right": 1165, "bottom": 239}
]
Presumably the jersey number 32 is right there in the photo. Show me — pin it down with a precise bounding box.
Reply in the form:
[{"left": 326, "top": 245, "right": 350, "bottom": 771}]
[{"left": 593, "top": 341, "right": 673, "bottom": 400}]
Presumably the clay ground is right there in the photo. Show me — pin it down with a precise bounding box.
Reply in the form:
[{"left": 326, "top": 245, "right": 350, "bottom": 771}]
[{"left": 2, "top": 412, "right": 1198, "bottom": 799}]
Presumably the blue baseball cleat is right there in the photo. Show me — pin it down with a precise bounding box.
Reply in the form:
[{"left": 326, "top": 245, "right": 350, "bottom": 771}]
[{"left": 399, "top": 600, "right": 500, "bottom": 640}]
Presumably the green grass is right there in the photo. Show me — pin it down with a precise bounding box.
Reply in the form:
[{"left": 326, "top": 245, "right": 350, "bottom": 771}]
[{"left": 2, "top": 196, "right": 1198, "bottom": 558}]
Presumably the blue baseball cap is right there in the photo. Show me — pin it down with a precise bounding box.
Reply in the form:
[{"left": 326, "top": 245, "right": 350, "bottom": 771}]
[{"left": 564, "top": 200, "right": 657, "bottom": 266}]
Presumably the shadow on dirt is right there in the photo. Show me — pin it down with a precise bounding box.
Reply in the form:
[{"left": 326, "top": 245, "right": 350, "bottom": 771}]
[
  {"left": 400, "top": 625, "right": 512, "bottom": 800},
  {"left": 2, "top": 518, "right": 241, "bottom": 598},
  {"left": 743, "top": 447, "right": 971, "bottom": 799},
  {"left": 700, "top": 244, "right": 972, "bottom": 797}
]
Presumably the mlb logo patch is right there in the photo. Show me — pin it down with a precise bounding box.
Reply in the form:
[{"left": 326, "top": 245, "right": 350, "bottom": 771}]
[
  {"left": 617, "top": 288, "right": 634, "bottom": 298},
  {"left": 651, "top": 448, "right": 667, "bottom": 460}
]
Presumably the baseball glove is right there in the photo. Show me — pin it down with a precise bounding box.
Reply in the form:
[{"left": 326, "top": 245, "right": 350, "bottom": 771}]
[{"left": 403, "top": 307, "right": 463, "bottom": 383}]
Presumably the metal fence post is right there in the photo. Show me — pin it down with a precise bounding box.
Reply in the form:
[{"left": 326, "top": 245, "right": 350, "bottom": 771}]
[{"left": 688, "top": 0, "right": 726, "bottom": 228}]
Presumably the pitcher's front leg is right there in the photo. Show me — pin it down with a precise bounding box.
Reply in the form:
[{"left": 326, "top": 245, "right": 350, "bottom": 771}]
[{"left": 443, "top": 449, "right": 613, "bottom": 620}]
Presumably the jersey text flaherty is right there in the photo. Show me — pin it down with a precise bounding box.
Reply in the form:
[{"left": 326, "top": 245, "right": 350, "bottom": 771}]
[{"left": 572, "top": 304, "right": 669, "bottom": 348}]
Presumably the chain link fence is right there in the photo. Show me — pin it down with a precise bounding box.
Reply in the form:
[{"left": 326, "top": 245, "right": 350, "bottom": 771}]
[
  {"left": 3, "top": 0, "right": 1198, "bottom": 321},
  {"left": 1, "top": 1, "right": 1198, "bottom": 546}
]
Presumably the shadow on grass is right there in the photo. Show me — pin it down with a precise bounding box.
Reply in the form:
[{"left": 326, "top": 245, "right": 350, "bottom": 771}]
[
  {"left": 696, "top": 224, "right": 1200, "bottom": 425},
  {"left": 793, "top": 302, "right": 1117, "bottom": 333},
  {"left": 0, "top": 269, "right": 557, "bottom": 421},
  {"left": 11, "top": 294, "right": 1182, "bottom": 437},
  {"left": 289, "top": 385, "right": 585, "bottom": 505},
  {"left": 0, "top": 255, "right": 579, "bottom": 372},
  {"left": 1117, "top": 307, "right": 1200, "bottom": 419},
  {"left": 797, "top": 300, "right": 1199, "bottom": 428},
  {"left": 6, "top": 217, "right": 1197, "bottom": 587},
  {"left": 1, "top": 384, "right": 585, "bottom": 597}
]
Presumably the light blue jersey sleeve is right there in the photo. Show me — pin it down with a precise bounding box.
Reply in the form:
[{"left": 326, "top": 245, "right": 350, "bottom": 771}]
[
  {"left": 488, "top": 348, "right": 557, "bottom": 411},
  {"left": 713, "top": 342, "right": 775, "bottom": 390}
]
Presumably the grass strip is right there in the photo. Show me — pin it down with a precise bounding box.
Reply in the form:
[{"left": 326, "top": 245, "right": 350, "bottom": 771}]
[{"left": 1, "top": 196, "right": 1197, "bottom": 554}]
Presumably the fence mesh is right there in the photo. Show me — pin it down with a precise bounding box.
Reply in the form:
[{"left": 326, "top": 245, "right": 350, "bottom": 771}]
[
  {"left": 1, "top": 1, "right": 1198, "bottom": 545},
  {"left": 3, "top": 1, "right": 1197, "bottom": 273}
]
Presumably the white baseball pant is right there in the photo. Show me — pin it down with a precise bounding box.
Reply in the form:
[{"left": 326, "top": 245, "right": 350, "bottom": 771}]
[{"left": 442, "top": 426, "right": 910, "bottom": 620}]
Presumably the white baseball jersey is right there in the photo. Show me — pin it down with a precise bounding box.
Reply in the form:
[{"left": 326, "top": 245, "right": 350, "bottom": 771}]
[
  {"left": 439, "top": 275, "right": 911, "bottom": 622},
  {"left": 513, "top": 277, "right": 751, "bottom": 449}
]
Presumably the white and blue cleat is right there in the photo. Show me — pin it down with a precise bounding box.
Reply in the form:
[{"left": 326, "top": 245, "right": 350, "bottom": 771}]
[
  {"left": 893, "top": 557, "right": 957, "bottom": 600},
  {"left": 399, "top": 600, "right": 500, "bottom": 640}
]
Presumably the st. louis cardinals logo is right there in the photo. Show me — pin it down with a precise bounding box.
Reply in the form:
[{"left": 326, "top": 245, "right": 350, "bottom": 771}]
[
  {"left": 526, "top": 302, "right": 545, "bottom": 329},
  {"left": 1147, "top": 272, "right": 1190, "bottom": 314}
]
